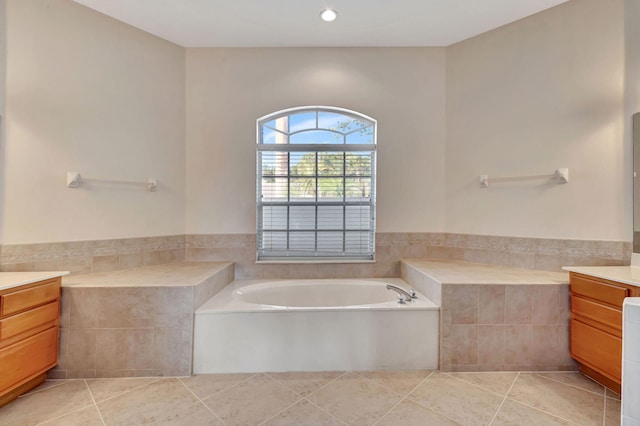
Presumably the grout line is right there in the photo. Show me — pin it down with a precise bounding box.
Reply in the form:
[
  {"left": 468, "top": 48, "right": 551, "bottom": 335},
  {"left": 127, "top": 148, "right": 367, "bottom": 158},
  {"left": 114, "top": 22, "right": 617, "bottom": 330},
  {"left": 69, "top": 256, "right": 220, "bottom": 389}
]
[
  {"left": 602, "top": 385, "right": 607, "bottom": 426},
  {"left": 63, "top": 326, "right": 71, "bottom": 379},
  {"left": 84, "top": 379, "right": 107, "bottom": 426},
  {"left": 262, "top": 372, "right": 308, "bottom": 398},
  {"left": 256, "top": 398, "right": 303, "bottom": 426},
  {"left": 409, "top": 370, "right": 435, "bottom": 394},
  {"left": 176, "top": 377, "right": 228, "bottom": 426},
  {"left": 350, "top": 370, "right": 413, "bottom": 398},
  {"left": 20, "top": 379, "right": 75, "bottom": 397},
  {"left": 33, "top": 403, "right": 98, "bottom": 426},
  {"left": 527, "top": 372, "right": 606, "bottom": 397},
  {"left": 502, "top": 396, "right": 591, "bottom": 426},
  {"left": 86, "top": 377, "right": 165, "bottom": 405},
  {"left": 286, "top": 371, "right": 349, "bottom": 398},
  {"left": 261, "top": 372, "right": 349, "bottom": 425},
  {"left": 440, "top": 371, "right": 511, "bottom": 399},
  {"left": 371, "top": 395, "right": 408, "bottom": 426},
  {"left": 301, "top": 397, "right": 349, "bottom": 426},
  {"left": 406, "top": 370, "right": 518, "bottom": 426},
  {"left": 371, "top": 370, "right": 438, "bottom": 426},
  {"left": 370, "top": 372, "right": 434, "bottom": 426},
  {"left": 445, "top": 371, "right": 606, "bottom": 424},
  {"left": 369, "top": 372, "right": 433, "bottom": 426},
  {"left": 24, "top": 382, "right": 95, "bottom": 426},
  {"left": 192, "top": 372, "right": 260, "bottom": 401},
  {"left": 18, "top": 381, "right": 93, "bottom": 426},
  {"left": 488, "top": 371, "right": 519, "bottom": 425},
  {"left": 405, "top": 394, "right": 468, "bottom": 426},
  {"left": 505, "top": 371, "right": 519, "bottom": 395},
  {"left": 403, "top": 373, "right": 472, "bottom": 426},
  {"left": 603, "top": 385, "right": 621, "bottom": 401}
]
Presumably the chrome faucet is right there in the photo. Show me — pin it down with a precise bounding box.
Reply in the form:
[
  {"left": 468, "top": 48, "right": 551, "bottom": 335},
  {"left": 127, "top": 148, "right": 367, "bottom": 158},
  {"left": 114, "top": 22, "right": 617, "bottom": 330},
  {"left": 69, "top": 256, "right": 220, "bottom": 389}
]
[{"left": 386, "top": 284, "right": 416, "bottom": 304}]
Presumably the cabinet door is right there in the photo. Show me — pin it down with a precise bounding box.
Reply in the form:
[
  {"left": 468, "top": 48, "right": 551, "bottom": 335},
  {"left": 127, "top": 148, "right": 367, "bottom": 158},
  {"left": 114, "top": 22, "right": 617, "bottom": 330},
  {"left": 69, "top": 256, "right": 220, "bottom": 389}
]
[
  {"left": 570, "top": 319, "right": 621, "bottom": 383},
  {"left": 0, "top": 327, "right": 58, "bottom": 393}
]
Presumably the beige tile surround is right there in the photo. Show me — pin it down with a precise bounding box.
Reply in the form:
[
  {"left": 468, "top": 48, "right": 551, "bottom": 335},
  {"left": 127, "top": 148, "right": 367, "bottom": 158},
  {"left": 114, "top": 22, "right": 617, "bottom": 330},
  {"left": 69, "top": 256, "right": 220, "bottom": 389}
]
[
  {"left": 0, "top": 233, "right": 626, "bottom": 380},
  {"left": 0, "top": 235, "right": 186, "bottom": 274},
  {"left": 0, "top": 233, "right": 630, "bottom": 277},
  {"left": 401, "top": 260, "right": 575, "bottom": 372},
  {"left": 185, "top": 233, "right": 631, "bottom": 279},
  {"left": 51, "top": 262, "right": 234, "bottom": 379}
]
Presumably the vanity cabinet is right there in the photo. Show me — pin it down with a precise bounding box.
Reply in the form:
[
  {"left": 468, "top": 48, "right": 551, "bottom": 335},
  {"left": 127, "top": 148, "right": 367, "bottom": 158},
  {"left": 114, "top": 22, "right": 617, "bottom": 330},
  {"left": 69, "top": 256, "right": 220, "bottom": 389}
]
[
  {"left": 0, "top": 277, "right": 61, "bottom": 407},
  {"left": 569, "top": 272, "right": 640, "bottom": 393}
]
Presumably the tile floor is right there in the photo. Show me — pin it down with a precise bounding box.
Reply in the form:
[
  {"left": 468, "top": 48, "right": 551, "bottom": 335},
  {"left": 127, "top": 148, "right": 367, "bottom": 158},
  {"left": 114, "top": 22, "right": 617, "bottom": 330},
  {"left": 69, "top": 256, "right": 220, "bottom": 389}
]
[{"left": 0, "top": 370, "right": 620, "bottom": 426}]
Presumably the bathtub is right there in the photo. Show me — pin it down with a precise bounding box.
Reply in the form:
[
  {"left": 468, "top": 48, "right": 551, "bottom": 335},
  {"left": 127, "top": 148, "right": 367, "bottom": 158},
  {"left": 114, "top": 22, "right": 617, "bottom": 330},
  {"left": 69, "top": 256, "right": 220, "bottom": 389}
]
[{"left": 193, "top": 278, "right": 439, "bottom": 373}]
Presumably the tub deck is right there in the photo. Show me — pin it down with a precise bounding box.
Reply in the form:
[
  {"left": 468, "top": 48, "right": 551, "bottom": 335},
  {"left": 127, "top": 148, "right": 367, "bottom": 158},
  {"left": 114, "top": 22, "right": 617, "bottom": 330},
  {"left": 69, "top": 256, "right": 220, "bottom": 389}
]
[
  {"left": 401, "top": 259, "right": 573, "bottom": 372},
  {"left": 53, "top": 258, "right": 573, "bottom": 377},
  {"left": 55, "top": 262, "right": 234, "bottom": 378}
]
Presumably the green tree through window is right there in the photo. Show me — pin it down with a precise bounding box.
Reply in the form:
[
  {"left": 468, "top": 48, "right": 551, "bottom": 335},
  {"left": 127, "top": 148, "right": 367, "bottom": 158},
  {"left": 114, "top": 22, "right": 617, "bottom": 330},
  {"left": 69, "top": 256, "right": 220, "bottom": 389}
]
[{"left": 290, "top": 152, "right": 371, "bottom": 198}]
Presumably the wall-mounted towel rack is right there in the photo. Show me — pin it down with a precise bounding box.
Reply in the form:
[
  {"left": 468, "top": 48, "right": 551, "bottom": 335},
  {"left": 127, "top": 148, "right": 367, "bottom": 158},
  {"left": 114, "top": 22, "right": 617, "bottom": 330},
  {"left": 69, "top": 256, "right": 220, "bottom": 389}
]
[
  {"left": 479, "top": 168, "right": 568, "bottom": 188},
  {"left": 66, "top": 172, "right": 158, "bottom": 192}
]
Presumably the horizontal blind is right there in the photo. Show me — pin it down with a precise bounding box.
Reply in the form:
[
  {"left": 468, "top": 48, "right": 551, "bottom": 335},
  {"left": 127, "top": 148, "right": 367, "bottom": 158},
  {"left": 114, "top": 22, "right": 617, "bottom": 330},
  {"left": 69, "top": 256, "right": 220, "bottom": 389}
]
[{"left": 257, "top": 107, "right": 376, "bottom": 261}]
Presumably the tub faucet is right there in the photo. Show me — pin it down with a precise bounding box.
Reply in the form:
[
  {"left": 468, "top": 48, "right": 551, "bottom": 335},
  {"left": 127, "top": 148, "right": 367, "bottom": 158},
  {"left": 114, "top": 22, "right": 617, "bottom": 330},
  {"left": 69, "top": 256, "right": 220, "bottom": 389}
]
[{"left": 386, "top": 285, "right": 416, "bottom": 304}]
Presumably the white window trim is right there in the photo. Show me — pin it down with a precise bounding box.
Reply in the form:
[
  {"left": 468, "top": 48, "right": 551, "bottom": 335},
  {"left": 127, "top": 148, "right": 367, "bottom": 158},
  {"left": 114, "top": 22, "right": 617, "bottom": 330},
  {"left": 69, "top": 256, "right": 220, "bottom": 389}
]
[{"left": 256, "top": 106, "right": 377, "bottom": 262}]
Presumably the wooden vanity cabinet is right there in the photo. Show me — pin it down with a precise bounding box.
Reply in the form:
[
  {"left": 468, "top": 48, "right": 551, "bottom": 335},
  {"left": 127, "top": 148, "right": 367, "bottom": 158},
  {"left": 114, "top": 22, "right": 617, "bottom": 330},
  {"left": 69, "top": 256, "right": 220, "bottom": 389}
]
[
  {"left": 569, "top": 272, "right": 640, "bottom": 393},
  {"left": 0, "top": 278, "right": 61, "bottom": 407}
]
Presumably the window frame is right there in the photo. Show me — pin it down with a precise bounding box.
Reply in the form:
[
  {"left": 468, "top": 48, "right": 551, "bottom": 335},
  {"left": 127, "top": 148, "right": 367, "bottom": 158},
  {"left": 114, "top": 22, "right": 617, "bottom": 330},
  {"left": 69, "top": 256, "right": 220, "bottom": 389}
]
[{"left": 256, "top": 106, "right": 377, "bottom": 262}]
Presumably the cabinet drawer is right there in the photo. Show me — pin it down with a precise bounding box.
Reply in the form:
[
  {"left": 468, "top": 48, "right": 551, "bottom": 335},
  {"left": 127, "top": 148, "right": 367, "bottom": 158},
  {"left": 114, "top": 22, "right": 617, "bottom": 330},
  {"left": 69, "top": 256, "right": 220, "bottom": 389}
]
[
  {"left": 0, "top": 301, "right": 59, "bottom": 341},
  {"left": 0, "top": 327, "right": 58, "bottom": 393},
  {"left": 570, "top": 275, "right": 628, "bottom": 308},
  {"left": 570, "top": 319, "right": 621, "bottom": 383},
  {"left": 0, "top": 280, "right": 60, "bottom": 317},
  {"left": 571, "top": 296, "right": 622, "bottom": 332}
]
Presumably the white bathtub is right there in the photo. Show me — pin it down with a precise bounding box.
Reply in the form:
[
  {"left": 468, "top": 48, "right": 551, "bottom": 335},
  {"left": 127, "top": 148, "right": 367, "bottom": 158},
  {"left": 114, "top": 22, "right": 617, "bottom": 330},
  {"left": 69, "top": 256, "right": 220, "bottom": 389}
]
[{"left": 193, "top": 278, "right": 439, "bottom": 373}]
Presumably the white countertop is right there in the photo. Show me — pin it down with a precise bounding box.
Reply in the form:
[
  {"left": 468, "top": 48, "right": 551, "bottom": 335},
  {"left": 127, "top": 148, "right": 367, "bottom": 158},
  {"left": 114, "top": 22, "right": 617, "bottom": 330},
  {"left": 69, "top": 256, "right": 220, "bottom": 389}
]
[
  {"left": 0, "top": 271, "right": 69, "bottom": 291},
  {"left": 402, "top": 259, "right": 568, "bottom": 285},
  {"left": 562, "top": 266, "right": 640, "bottom": 287},
  {"left": 63, "top": 262, "right": 233, "bottom": 287}
]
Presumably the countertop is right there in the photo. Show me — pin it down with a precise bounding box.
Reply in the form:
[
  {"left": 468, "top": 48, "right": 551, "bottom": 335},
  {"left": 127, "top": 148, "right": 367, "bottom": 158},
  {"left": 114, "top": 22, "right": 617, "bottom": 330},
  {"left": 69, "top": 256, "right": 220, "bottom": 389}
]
[
  {"left": 63, "top": 262, "right": 233, "bottom": 287},
  {"left": 562, "top": 266, "right": 640, "bottom": 287},
  {"left": 402, "top": 259, "right": 568, "bottom": 285},
  {"left": 0, "top": 271, "right": 69, "bottom": 291}
]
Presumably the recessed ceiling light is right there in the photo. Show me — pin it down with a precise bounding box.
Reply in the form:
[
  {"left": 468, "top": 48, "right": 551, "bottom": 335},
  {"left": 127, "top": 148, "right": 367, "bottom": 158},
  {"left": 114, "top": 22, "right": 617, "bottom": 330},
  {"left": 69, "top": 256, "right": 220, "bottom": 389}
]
[{"left": 320, "top": 8, "right": 338, "bottom": 22}]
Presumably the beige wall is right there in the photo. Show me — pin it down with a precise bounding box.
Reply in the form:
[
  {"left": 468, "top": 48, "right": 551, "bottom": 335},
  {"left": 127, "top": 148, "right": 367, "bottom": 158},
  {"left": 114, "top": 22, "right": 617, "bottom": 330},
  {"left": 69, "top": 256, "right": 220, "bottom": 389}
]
[
  {"left": 0, "top": 0, "right": 632, "bottom": 248},
  {"left": 627, "top": 0, "right": 640, "bottom": 241},
  {"left": 185, "top": 48, "right": 447, "bottom": 234},
  {"left": 445, "top": 0, "right": 626, "bottom": 240},
  {"left": 1, "top": 0, "right": 186, "bottom": 244},
  {"left": 0, "top": 0, "right": 6, "bottom": 243},
  {"left": 626, "top": 0, "right": 640, "bottom": 117}
]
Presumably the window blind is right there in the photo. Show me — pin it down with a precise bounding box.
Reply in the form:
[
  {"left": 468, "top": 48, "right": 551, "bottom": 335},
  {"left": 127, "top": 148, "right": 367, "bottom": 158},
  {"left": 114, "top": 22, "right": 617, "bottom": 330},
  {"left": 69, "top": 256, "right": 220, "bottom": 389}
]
[{"left": 256, "top": 107, "right": 377, "bottom": 261}]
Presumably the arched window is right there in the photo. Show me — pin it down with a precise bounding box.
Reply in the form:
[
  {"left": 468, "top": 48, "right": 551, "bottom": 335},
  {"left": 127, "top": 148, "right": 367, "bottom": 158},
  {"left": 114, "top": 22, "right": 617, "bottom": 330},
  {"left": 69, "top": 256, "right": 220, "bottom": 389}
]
[{"left": 257, "top": 106, "right": 377, "bottom": 261}]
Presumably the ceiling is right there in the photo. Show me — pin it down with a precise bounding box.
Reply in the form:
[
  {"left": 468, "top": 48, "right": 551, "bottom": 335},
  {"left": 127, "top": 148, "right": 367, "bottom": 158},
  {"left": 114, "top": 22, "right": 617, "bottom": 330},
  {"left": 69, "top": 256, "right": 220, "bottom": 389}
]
[{"left": 72, "top": 0, "right": 570, "bottom": 48}]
